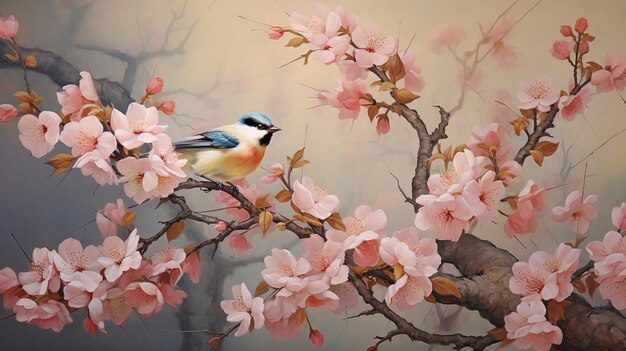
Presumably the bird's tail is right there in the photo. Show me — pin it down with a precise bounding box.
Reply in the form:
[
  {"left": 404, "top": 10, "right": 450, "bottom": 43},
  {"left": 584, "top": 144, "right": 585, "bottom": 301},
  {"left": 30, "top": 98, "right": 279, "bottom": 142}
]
[{"left": 172, "top": 135, "right": 212, "bottom": 150}]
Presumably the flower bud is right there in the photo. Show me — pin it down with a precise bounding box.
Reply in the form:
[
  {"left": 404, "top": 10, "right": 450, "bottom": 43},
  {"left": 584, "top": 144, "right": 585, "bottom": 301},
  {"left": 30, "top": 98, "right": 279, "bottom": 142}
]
[
  {"left": 157, "top": 99, "right": 175, "bottom": 115},
  {"left": 309, "top": 329, "right": 324, "bottom": 347},
  {"left": 0, "top": 104, "right": 18, "bottom": 122},
  {"left": 574, "top": 17, "right": 588, "bottom": 34},
  {"left": 0, "top": 15, "right": 19, "bottom": 40},
  {"left": 560, "top": 25, "right": 573, "bottom": 37},
  {"left": 267, "top": 27, "right": 284, "bottom": 40},
  {"left": 146, "top": 76, "right": 164, "bottom": 95}
]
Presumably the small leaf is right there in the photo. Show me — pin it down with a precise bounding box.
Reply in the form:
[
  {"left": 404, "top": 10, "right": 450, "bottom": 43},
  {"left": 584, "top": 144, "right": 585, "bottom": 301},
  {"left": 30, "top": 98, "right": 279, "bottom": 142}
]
[
  {"left": 536, "top": 141, "right": 559, "bottom": 157},
  {"left": 391, "top": 88, "right": 419, "bottom": 104},
  {"left": 291, "top": 159, "right": 310, "bottom": 169},
  {"left": 122, "top": 212, "right": 137, "bottom": 228},
  {"left": 378, "top": 82, "right": 396, "bottom": 91},
  {"left": 585, "top": 272, "right": 599, "bottom": 297},
  {"left": 166, "top": 220, "right": 185, "bottom": 241},
  {"left": 24, "top": 52, "right": 38, "bottom": 68},
  {"left": 4, "top": 53, "right": 19, "bottom": 62},
  {"left": 275, "top": 189, "right": 292, "bottom": 203},
  {"left": 45, "top": 153, "right": 75, "bottom": 176},
  {"left": 294, "top": 308, "right": 307, "bottom": 326},
  {"left": 572, "top": 278, "right": 586, "bottom": 293},
  {"left": 285, "top": 36, "right": 306, "bottom": 47},
  {"left": 367, "top": 105, "right": 380, "bottom": 122},
  {"left": 294, "top": 214, "right": 323, "bottom": 227},
  {"left": 384, "top": 54, "right": 406, "bottom": 84},
  {"left": 487, "top": 327, "right": 507, "bottom": 341},
  {"left": 254, "top": 194, "right": 272, "bottom": 210},
  {"left": 258, "top": 211, "right": 273, "bottom": 235},
  {"left": 255, "top": 280, "right": 269, "bottom": 297},
  {"left": 14, "top": 91, "right": 31, "bottom": 103},
  {"left": 424, "top": 294, "right": 436, "bottom": 303},
  {"left": 530, "top": 149, "right": 544, "bottom": 166},
  {"left": 326, "top": 212, "right": 346, "bottom": 231},
  {"left": 546, "top": 299, "right": 567, "bottom": 323},
  {"left": 393, "top": 264, "right": 404, "bottom": 281},
  {"left": 431, "top": 276, "right": 461, "bottom": 299},
  {"left": 290, "top": 147, "right": 305, "bottom": 169},
  {"left": 208, "top": 336, "right": 221, "bottom": 348},
  {"left": 582, "top": 33, "right": 595, "bottom": 42}
]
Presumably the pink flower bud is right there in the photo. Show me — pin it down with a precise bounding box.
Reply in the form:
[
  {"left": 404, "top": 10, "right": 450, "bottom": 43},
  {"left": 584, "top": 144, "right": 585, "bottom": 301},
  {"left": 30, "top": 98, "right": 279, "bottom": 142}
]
[
  {"left": 266, "top": 27, "right": 284, "bottom": 40},
  {"left": 0, "top": 15, "right": 19, "bottom": 40},
  {"left": 376, "top": 115, "right": 390, "bottom": 135},
  {"left": 146, "top": 76, "right": 164, "bottom": 95},
  {"left": 157, "top": 99, "right": 175, "bottom": 115},
  {"left": 560, "top": 25, "right": 573, "bottom": 37},
  {"left": 549, "top": 40, "right": 572, "bottom": 60},
  {"left": 309, "top": 329, "right": 324, "bottom": 347},
  {"left": 575, "top": 41, "right": 589, "bottom": 55},
  {"left": 574, "top": 17, "right": 588, "bottom": 34},
  {"left": 0, "top": 104, "right": 18, "bottom": 122},
  {"left": 215, "top": 221, "right": 227, "bottom": 233}
]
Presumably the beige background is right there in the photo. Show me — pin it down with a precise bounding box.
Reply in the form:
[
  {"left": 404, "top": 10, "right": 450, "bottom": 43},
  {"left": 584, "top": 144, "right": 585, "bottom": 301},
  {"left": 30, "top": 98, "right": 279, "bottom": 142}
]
[{"left": 1, "top": 0, "right": 625, "bottom": 350}]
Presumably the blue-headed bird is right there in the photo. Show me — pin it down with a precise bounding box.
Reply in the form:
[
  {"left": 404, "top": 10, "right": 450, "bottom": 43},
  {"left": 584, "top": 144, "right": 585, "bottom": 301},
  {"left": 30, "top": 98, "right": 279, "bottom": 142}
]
[{"left": 173, "top": 112, "right": 280, "bottom": 183}]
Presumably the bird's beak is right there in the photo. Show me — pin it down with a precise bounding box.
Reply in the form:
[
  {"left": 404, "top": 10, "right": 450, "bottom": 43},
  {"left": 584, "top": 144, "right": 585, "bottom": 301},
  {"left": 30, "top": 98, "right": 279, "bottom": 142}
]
[{"left": 268, "top": 126, "right": 281, "bottom": 134}]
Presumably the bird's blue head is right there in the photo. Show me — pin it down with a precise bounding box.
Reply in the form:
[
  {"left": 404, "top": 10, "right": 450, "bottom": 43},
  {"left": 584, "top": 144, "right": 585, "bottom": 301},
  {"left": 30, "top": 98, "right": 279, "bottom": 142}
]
[{"left": 237, "top": 112, "right": 280, "bottom": 146}]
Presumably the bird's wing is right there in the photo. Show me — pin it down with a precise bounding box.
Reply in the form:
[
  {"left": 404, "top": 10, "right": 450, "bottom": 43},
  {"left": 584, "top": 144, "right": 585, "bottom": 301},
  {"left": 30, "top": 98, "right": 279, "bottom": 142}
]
[{"left": 173, "top": 130, "right": 240, "bottom": 150}]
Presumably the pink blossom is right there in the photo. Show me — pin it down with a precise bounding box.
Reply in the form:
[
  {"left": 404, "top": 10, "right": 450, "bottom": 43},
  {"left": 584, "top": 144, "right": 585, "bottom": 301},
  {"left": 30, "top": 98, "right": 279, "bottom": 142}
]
[
  {"left": 462, "top": 171, "right": 505, "bottom": 223},
  {"left": 597, "top": 268, "right": 626, "bottom": 309},
  {"left": 328, "top": 281, "right": 358, "bottom": 314},
  {"left": 97, "top": 229, "right": 142, "bottom": 282},
  {"left": 612, "top": 203, "right": 626, "bottom": 230},
  {"left": 351, "top": 23, "right": 396, "bottom": 68},
  {"left": 326, "top": 205, "right": 386, "bottom": 267},
  {"left": 18, "top": 247, "right": 60, "bottom": 296},
  {"left": 124, "top": 282, "right": 164, "bottom": 317},
  {"left": 264, "top": 293, "right": 303, "bottom": 323},
  {"left": 560, "top": 25, "right": 573, "bottom": 37},
  {"left": 14, "top": 298, "right": 72, "bottom": 332},
  {"left": 220, "top": 283, "right": 265, "bottom": 336},
  {"left": 427, "top": 149, "right": 484, "bottom": 195},
  {"left": 492, "top": 41, "right": 517, "bottom": 69},
  {"left": 146, "top": 76, "right": 163, "bottom": 95},
  {"left": 379, "top": 227, "right": 440, "bottom": 278},
  {"left": 59, "top": 115, "right": 116, "bottom": 161},
  {"left": 509, "top": 261, "right": 558, "bottom": 301},
  {"left": 150, "top": 172, "right": 184, "bottom": 199},
  {"left": 101, "top": 288, "right": 132, "bottom": 325},
  {"left": 292, "top": 176, "right": 339, "bottom": 219},
  {"left": 309, "top": 329, "right": 324, "bottom": 346},
  {"left": 516, "top": 180, "right": 546, "bottom": 220},
  {"left": 498, "top": 160, "right": 522, "bottom": 185},
  {"left": 159, "top": 283, "right": 187, "bottom": 307},
  {"left": 376, "top": 115, "right": 390, "bottom": 135},
  {"left": 96, "top": 198, "right": 128, "bottom": 237},
  {"left": 266, "top": 26, "right": 284, "bottom": 40},
  {"left": 262, "top": 248, "right": 310, "bottom": 295},
  {"left": 586, "top": 231, "right": 626, "bottom": 277},
  {"left": 415, "top": 193, "right": 473, "bottom": 241},
  {"left": 574, "top": 17, "right": 588, "bottom": 33},
  {"left": 0, "top": 267, "right": 19, "bottom": 293},
  {"left": 157, "top": 99, "right": 176, "bottom": 115},
  {"left": 18, "top": 111, "right": 61, "bottom": 158},
  {"left": 317, "top": 76, "right": 370, "bottom": 120},
  {"left": 385, "top": 274, "right": 432, "bottom": 310},
  {"left": 575, "top": 41, "right": 589, "bottom": 55},
  {"left": 53, "top": 238, "right": 102, "bottom": 292},
  {"left": 289, "top": 9, "right": 341, "bottom": 43},
  {"left": 265, "top": 314, "right": 305, "bottom": 341},
  {"left": 528, "top": 244, "right": 580, "bottom": 301},
  {"left": 0, "top": 15, "right": 19, "bottom": 39},
  {"left": 481, "top": 14, "right": 514, "bottom": 44},
  {"left": 428, "top": 22, "right": 466, "bottom": 54},
  {"left": 517, "top": 75, "right": 560, "bottom": 112},
  {"left": 467, "top": 122, "right": 512, "bottom": 163},
  {"left": 505, "top": 212, "right": 537, "bottom": 237},
  {"left": 315, "top": 34, "right": 350, "bottom": 64},
  {"left": 181, "top": 251, "right": 200, "bottom": 284},
  {"left": 504, "top": 300, "right": 563, "bottom": 351},
  {"left": 303, "top": 234, "right": 348, "bottom": 285},
  {"left": 56, "top": 72, "right": 99, "bottom": 121},
  {"left": 261, "top": 163, "right": 284, "bottom": 184},
  {"left": 338, "top": 60, "right": 365, "bottom": 81},
  {"left": 591, "top": 52, "right": 626, "bottom": 93},
  {"left": 148, "top": 133, "right": 187, "bottom": 177},
  {"left": 552, "top": 191, "right": 598, "bottom": 234},
  {"left": 400, "top": 49, "right": 425, "bottom": 92},
  {"left": 0, "top": 104, "right": 18, "bottom": 122},
  {"left": 117, "top": 157, "right": 159, "bottom": 204},
  {"left": 558, "top": 87, "right": 591, "bottom": 121},
  {"left": 335, "top": 6, "right": 357, "bottom": 31},
  {"left": 214, "top": 179, "right": 265, "bottom": 221},
  {"left": 150, "top": 246, "right": 186, "bottom": 285},
  {"left": 229, "top": 233, "right": 252, "bottom": 252},
  {"left": 111, "top": 102, "right": 166, "bottom": 149},
  {"left": 550, "top": 40, "right": 572, "bottom": 60},
  {"left": 79, "top": 157, "right": 117, "bottom": 186}
]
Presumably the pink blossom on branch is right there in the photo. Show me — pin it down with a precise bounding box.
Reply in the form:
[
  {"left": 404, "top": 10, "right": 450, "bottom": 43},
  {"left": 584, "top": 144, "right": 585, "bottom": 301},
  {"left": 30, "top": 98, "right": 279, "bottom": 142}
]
[
  {"left": 96, "top": 198, "right": 129, "bottom": 237},
  {"left": 517, "top": 75, "right": 560, "bottom": 112},
  {"left": 591, "top": 51, "right": 626, "bottom": 93},
  {"left": 59, "top": 115, "right": 116, "bottom": 160},
  {"left": 289, "top": 8, "right": 341, "bottom": 43},
  {"left": 462, "top": 171, "right": 505, "bottom": 224},
  {"left": 527, "top": 244, "right": 580, "bottom": 302},
  {"left": 14, "top": 298, "right": 73, "bottom": 332},
  {"left": 385, "top": 274, "right": 433, "bottom": 310},
  {"left": 97, "top": 229, "right": 142, "bottom": 282},
  {"left": 551, "top": 190, "right": 598, "bottom": 234},
  {"left": 117, "top": 157, "right": 159, "bottom": 204},
  {"left": 317, "top": 76, "right": 370, "bottom": 120},
  {"left": 415, "top": 193, "right": 473, "bottom": 241},
  {"left": 79, "top": 156, "right": 118, "bottom": 186},
  {"left": 17, "top": 111, "right": 61, "bottom": 158},
  {"left": 550, "top": 40, "right": 572, "bottom": 61},
  {"left": 181, "top": 250, "right": 201, "bottom": 284},
  {"left": 53, "top": 238, "right": 102, "bottom": 293},
  {"left": 0, "top": 15, "right": 19, "bottom": 39},
  {"left": 56, "top": 72, "right": 99, "bottom": 122},
  {"left": 427, "top": 149, "right": 484, "bottom": 195},
  {"left": 586, "top": 230, "right": 626, "bottom": 278},
  {"left": 351, "top": 23, "right": 396, "bottom": 68},
  {"left": 262, "top": 248, "right": 310, "bottom": 295},
  {"left": 261, "top": 163, "right": 284, "bottom": 184},
  {"left": 148, "top": 133, "right": 187, "bottom": 178},
  {"left": 427, "top": 22, "right": 466, "bottom": 54},
  {"left": 124, "top": 282, "right": 164, "bottom": 317},
  {"left": 220, "top": 282, "right": 265, "bottom": 337},
  {"left": 557, "top": 86, "right": 591, "bottom": 121},
  {"left": 266, "top": 26, "right": 284, "bottom": 40},
  {"left": 400, "top": 49, "right": 425, "bottom": 93},
  {"left": 18, "top": 247, "right": 60, "bottom": 296},
  {"left": 509, "top": 261, "right": 558, "bottom": 301},
  {"left": 302, "top": 234, "right": 348, "bottom": 286},
  {"left": 0, "top": 104, "right": 18, "bottom": 122},
  {"left": 612, "top": 202, "right": 626, "bottom": 230},
  {"left": 111, "top": 102, "right": 166, "bottom": 149},
  {"left": 157, "top": 99, "right": 176, "bottom": 115},
  {"left": 504, "top": 300, "right": 563, "bottom": 351},
  {"left": 292, "top": 176, "right": 339, "bottom": 220},
  {"left": 379, "top": 227, "right": 440, "bottom": 278},
  {"left": 145, "top": 76, "right": 164, "bottom": 95}
]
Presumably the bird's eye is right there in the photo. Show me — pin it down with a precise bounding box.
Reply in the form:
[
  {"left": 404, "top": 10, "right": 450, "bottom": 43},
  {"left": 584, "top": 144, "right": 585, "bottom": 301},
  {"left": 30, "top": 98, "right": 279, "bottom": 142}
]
[{"left": 257, "top": 123, "right": 265, "bottom": 129}]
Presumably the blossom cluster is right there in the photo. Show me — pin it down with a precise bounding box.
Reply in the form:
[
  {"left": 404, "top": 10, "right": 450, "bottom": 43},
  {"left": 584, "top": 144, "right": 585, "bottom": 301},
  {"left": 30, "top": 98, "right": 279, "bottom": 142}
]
[{"left": 0, "top": 229, "right": 200, "bottom": 334}]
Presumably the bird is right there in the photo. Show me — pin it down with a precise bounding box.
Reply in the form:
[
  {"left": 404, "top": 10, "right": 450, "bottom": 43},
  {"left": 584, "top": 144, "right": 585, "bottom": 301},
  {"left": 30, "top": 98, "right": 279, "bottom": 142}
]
[{"left": 173, "top": 112, "right": 280, "bottom": 184}]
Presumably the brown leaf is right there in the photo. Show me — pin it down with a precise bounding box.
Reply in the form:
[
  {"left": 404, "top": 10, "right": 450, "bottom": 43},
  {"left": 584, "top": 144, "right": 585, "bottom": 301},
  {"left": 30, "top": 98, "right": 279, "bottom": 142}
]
[
  {"left": 326, "top": 212, "right": 346, "bottom": 231},
  {"left": 572, "top": 278, "right": 586, "bottom": 293},
  {"left": 391, "top": 88, "right": 419, "bottom": 104},
  {"left": 536, "top": 141, "right": 559, "bottom": 157},
  {"left": 294, "top": 214, "right": 323, "bottom": 227},
  {"left": 290, "top": 147, "right": 305, "bottom": 169},
  {"left": 453, "top": 144, "right": 468, "bottom": 155},
  {"left": 546, "top": 299, "right": 566, "bottom": 323},
  {"left": 122, "top": 211, "right": 137, "bottom": 228},
  {"left": 4, "top": 53, "right": 19, "bottom": 62},
  {"left": 530, "top": 149, "right": 544, "bottom": 166},
  {"left": 258, "top": 211, "right": 273, "bottom": 235},
  {"left": 14, "top": 91, "right": 31, "bottom": 103},
  {"left": 428, "top": 153, "right": 446, "bottom": 167},
  {"left": 431, "top": 276, "right": 461, "bottom": 299},
  {"left": 24, "top": 53, "right": 38, "bottom": 68},
  {"left": 294, "top": 308, "right": 306, "bottom": 326},
  {"left": 291, "top": 159, "right": 310, "bottom": 169},
  {"left": 586, "top": 61, "right": 603, "bottom": 73},
  {"left": 378, "top": 82, "right": 396, "bottom": 91},
  {"left": 582, "top": 33, "right": 595, "bottom": 42},
  {"left": 166, "top": 220, "right": 185, "bottom": 241},
  {"left": 208, "top": 336, "right": 221, "bottom": 348},
  {"left": 393, "top": 264, "right": 404, "bottom": 281},
  {"left": 254, "top": 194, "right": 272, "bottom": 210},
  {"left": 254, "top": 280, "right": 269, "bottom": 297},
  {"left": 285, "top": 36, "right": 306, "bottom": 48},
  {"left": 45, "top": 153, "right": 75, "bottom": 176},
  {"left": 424, "top": 294, "right": 436, "bottom": 303},
  {"left": 367, "top": 105, "right": 380, "bottom": 122},
  {"left": 384, "top": 54, "right": 406, "bottom": 84},
  {"left": 275, "top": 189, "right": 292, "bottom": 203},
  {"left": 487, "top": 327, "right": 508, "bottom": 341},
  {"left": 585, "top": 272, "right": 599, "bottom": 297}
]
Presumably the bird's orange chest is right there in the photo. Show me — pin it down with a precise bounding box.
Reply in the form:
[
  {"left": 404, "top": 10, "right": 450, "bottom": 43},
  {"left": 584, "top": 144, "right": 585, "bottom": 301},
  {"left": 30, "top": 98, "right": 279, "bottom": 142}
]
[{"left": 235, "top": 145, "right": 265, "bottom": 168}]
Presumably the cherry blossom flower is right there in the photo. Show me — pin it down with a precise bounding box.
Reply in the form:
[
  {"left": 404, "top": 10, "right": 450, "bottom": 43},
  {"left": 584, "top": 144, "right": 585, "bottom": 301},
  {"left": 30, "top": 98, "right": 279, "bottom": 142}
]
[
  {"left": 351, "top": 23, "right": 396, "bottom": 68},
  {"left": 509, "top": 261, "right": 558, "bottom": 301},
  {"left": 261, "top": 163, "right": 284, "bottom": 184},
  {"left": 292, "top": 176, "right": 339, "bottom": 219},
  {"left": 14, "top": 298, "right": 72, "bottom": 332},
  {"left": 415, "top": 193, "right": 473, "bottom": 241},
  {"left": 159, "top": 283, "right": 187, "bottom": 307},
  {"left": 376, "top": 115, "right": 390, "bottom": 135},
  {"left": 597, "top": 268, "right": 626, "bottom": 309},
  {"left": 97, "top": 229, "right": 142, "bottom": 282},
  {"left": 157, "top": 99, "right": 176, "bottom": 115},
  {"left": 335, "top": 6, "right": 357, "bottom": 31},
  {"left": 558, "top": 86, "right": 591, "bottom": 121},
  {"left": 266, "top": 26, "right": 284, "bottom": 40},
  {"left": 53, "top": 238, "right": 102, "bottom": 292},
  {"left": 0, "top": 15, "right": 19, "bottom": 39},
  {"left": 0, "top": 104, "right": 18, "bottom": 122},
  {"left": 265, "top": 313, "right": 305, "bottom": 341},
  {"left": 111, "top": 102, "right": 166, "bottom": 149},
  {"left": 328, "top": 281, "right": 358, "bottom": 314},
  {"left": 427, "top": 22, "right": 466, "bottom": 54},
  {"left": 146, "top": 76, "right": 163, "bottom": 95},
  {"left": 214, "top": 179, "right": 265, "bottom": 221},
  {"left": 517, "top": 75, "right": 560, "bottom": 112},
  {"left": 17, "top": 111, "right": 61, "bottom": 158},
  {"left": 96, "top": 198, "right": 128, "bottom": 237},
  {"left": 220, "top": 283, "right": 264, "bottom": 337},
  {"left": 117, "top": 157, "right": 159, "bottom": 204},
  {"left": 516, "top": 180, "right": 546, "bottom": 220},
  {"left": 427, "top": 149, "right": 484, "bottom": 195},
  {"left": 79, "top": 157, "right": 117, "bottom": 186},
  {"left": 124, "top": 282, "right": 164, "bottom": 317},
  {"left": 0, "top": 267, "right": 20, "bottom": 310},
  {"left": 504, "top": 300, "right": 563, "bottom": 351},
  {"left": 302, "top": 234, "right": 348, "bottom": 285},
  {"left": 315, "top": 35, "right": 350, "bottom": 64},
  {"left": 229, "top": 233, "right": 253, "bottom": 253},
  {"left": 498, "top": 160, "right": 522, "bottom": 185},
  {"left": 150, "top": 246, "right": 186, "bottom": 285},
  {"left": 18, "top": 247, "right": 60, "bottom": 296},
  {"left": 551, "top": 190, "right": 598, "bottom": 234},
  {"left": 181, "top": 251, "right": 200, "bottom": 284},
  {"left": 400, "top": 49, "right": 426, "bottom": 92},
  {"left": 101, "top": 288, "right": 132, "bottom": 326},
  {"left": 148, "top": 133, "right": 187, "bottom": 178},
  {"left": 505, "top": 211, "right": 537, "bottom": 237},
  {"left": 462, "top": 171, "right": 505, "bottom": 223},
  {"left": 289, "top": 8, "right": 340, "bottom": 43},
  {"left": 326, "top": 205, "right": 386, "bottom": 266},
  {"left": 262, "top": 249, "right": 310, "bottom": 295},
  {"left": 309, "top": 329, "right": 324, "bottom": 346},
  {"left": 560, "top": 25, "right": 573, "bottom": 37},
  {"left": 56, "top": 72, "right": 99, "bottom": 122},
  {"left": 586, "top": 231, "right": 626, "bottom": 278},
  {"left": 317, "top": 76, "right": 370, "bottom": 120},
  {"left": 338, "top": 60, "right": 365, "bottom": 81},
  {"left": 385, "top": 274, "right": 432, "bottom": 310},
  {"left": 591, "top": 51, "right": 626, "bottom": 93},
  {"left": 612, "top": 203, "right": 626, "bottom": 230},
  {"left": 59, "top": 115, "right": 116, "bottom": 161},
  {"left": 528, "top": 244, "right": 580, "bottom": 301},
  {"left": 379, "top": 227, "right": 440, "bottom": 278},
  {"left": 467, "top": 122, "right": 512, "bottom": 162},
  {"left": 550, "top": 40, "right": 572, "bottom": 60}
]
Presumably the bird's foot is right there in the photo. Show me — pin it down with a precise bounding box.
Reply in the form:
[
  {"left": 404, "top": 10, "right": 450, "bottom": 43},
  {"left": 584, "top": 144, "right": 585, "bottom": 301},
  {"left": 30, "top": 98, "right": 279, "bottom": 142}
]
[{"left": 199, "top": 176, "right": 225, "bottom": 192}]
